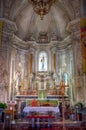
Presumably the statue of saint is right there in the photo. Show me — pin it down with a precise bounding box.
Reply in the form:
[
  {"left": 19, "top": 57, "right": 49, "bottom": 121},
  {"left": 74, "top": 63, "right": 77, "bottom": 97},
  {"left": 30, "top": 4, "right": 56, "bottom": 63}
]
[
  {"left": 15, "top": 71, "right": 21, "bottom": 94},
  {"left": 41, "top": 55, "right": 45, "bottom": 70}
]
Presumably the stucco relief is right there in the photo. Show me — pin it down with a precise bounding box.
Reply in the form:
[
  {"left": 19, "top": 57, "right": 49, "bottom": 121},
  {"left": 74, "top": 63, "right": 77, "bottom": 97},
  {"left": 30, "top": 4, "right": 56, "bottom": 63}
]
[
  {"left": 70, "top": 19, "right": 82, "bottom": 87},
  {"left": 74, "top": 39, "right": 83, "bottom": 88},
  {"left": 3, "top": 0, "right": 14, "bottom": 19},
  {"left": 0, "top": 56, "right": 8, "bottom": 89},
  {"left": 0, "top": 89, "right": 7, "bottom": 102},
  {"left": 77, "top": 87, "right": 85, "bottom": 103},
  {"left": 13, "top": 50, "right": 29, "bottom": 94},
  {"left": 71, "top": 0, "right": 80, "bottom": 18},
  {"left": 76, "top": 40, "right": 82, "bottom": 76}
]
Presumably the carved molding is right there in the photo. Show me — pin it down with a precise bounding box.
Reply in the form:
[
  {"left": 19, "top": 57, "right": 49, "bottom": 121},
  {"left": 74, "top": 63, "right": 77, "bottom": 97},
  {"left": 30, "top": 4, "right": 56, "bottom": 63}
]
[
  {"left": 0, "top": 18, "right": 17, "bottom": 33},
  {"left": 67, "top": 19, "right": 80, "bottom": 32},
  {"left": 0, "top": 56, "right": 9, "bottom": 88},
  {"left": 71, "top": 0, "right": 81, "bottom": 18},
  {"left": 11, "top": 34, "right": 72, "bottom": 51}
]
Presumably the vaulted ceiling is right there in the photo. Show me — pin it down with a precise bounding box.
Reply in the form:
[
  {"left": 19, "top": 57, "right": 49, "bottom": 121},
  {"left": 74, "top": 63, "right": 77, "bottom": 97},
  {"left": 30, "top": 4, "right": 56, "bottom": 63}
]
[{"left": 3, "top": 0, "right": 79, "bottom": 42}]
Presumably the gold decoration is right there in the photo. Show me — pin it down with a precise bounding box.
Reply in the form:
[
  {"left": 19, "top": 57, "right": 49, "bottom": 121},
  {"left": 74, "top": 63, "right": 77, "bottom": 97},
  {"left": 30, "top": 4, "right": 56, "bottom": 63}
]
[
  {"left": 80, "top": 18, "right": 86, "bottom": 73},
  {"left": 60, "top": 80, "right": 65, "bottom": 95},
  {"left": 30, "top": 53, "right": 33, "bottom": 73},
  {"left": 54, "top": 53, "right": 56, "bottom": 72},
  {"left": 30, "top": 0, "right": 56, "bottom": 20},
  {"left": 0, "top": 21, "right": 3, "bottom": 53}
]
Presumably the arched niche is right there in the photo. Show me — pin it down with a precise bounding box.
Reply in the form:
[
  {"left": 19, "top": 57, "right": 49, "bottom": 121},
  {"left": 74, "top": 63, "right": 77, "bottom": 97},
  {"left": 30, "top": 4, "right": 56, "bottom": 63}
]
[{"left": 38, "top": 51, "right": 48, "bottom": 72}]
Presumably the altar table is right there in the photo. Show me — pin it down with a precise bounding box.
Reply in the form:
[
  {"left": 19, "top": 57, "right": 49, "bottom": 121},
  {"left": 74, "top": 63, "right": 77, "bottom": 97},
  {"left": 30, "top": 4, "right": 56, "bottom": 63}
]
[
  {"left": 23, "top": 106, "right": 59, "bottom": 113},
  {"left": 23, "top": 106, "right": 59, "bottom": 128}
]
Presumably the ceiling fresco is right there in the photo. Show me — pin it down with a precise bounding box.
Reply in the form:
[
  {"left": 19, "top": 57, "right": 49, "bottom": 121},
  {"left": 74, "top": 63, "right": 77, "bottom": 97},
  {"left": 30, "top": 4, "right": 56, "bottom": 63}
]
[{"left": 2, "top": 0, "right": 80, "bottom": 43}]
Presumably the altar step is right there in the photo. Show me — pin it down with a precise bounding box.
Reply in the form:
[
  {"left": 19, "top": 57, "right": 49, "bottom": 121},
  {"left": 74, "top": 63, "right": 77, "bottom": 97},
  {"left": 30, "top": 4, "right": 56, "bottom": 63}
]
[{"left": 16, "top": 95, "right": 69, "bottom": 101}]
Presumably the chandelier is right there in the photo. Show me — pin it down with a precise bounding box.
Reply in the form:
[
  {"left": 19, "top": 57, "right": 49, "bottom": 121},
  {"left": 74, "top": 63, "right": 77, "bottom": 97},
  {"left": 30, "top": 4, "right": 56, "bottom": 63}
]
[{"left": 30, "top": 0, "right": 56, "bottom": 20}]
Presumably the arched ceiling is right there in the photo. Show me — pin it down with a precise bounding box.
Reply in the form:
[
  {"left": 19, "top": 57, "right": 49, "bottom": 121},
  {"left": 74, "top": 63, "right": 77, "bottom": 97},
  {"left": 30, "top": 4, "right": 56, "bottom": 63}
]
[{"left": 8, "top": 0, "right": 75, "bottom": 42}]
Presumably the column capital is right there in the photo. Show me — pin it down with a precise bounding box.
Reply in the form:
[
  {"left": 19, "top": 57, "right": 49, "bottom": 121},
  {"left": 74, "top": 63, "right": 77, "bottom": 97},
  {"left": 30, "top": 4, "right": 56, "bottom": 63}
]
[
  {"left": 0, "top": 18, "right": 17, "bottom": 34},
  {"left": 67, "top": 19, "right": 80, "bottom": 32},
  {"left": 67, "top": 19, "right": 81, "bottom": 41}
]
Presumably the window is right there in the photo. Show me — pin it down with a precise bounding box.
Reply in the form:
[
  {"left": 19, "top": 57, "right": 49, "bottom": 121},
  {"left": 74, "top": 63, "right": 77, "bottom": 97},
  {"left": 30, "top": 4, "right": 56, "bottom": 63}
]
[{"left": 39, "top": 51, "right": 47, "bottom": 71}]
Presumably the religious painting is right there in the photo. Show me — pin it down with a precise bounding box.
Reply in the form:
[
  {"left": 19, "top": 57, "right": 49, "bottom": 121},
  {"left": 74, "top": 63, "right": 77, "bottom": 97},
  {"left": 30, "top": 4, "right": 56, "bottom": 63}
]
[{"left": 39, "top": 51, "right": 47, "bottom": 71}]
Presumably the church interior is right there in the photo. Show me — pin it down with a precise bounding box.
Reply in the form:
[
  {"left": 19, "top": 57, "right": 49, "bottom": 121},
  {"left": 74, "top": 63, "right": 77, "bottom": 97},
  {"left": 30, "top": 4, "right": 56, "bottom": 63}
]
[{"left": 0, "top": 0, "right": 86, "bottom": 130}]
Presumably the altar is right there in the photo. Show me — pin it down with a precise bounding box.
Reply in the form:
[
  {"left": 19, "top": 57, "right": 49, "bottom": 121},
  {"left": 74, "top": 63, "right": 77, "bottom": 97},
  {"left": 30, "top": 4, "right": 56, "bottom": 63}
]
[
  {"left": 23, "top": 106, "right": 59, "bottom": 128},
  {"left": 15, "top": 70, "right": 69, "bottom": 114},
  {"left": 23, "top": 106, "right": 59, "bottom": 114}
]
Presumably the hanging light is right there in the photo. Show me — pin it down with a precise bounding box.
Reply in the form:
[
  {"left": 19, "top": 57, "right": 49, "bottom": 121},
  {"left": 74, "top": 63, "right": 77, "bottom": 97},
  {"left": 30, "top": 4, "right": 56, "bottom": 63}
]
[{"left": 30, "top": 0, "right": 56, "bottom": 20}]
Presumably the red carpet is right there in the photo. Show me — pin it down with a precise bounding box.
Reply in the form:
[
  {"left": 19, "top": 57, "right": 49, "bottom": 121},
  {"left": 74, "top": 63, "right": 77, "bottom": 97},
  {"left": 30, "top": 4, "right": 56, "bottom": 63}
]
[{"left": 41, "top": 129, "right": 53, "bottom": 130}]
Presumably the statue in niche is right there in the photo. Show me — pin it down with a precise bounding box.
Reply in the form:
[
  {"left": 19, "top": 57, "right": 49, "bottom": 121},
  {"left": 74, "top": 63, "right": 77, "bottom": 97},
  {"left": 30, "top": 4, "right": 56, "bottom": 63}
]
[
  {"left": 41, "top": 55, "right": 45, "bottom": 70},
  {"left": 39, "top": 52, "right": 47, "bottom": 71},
  {"left": 62, "top": 73, "right": 68, "bottom": 85},
  {"left": 0, "top": 56, "right": 8, "bottom": 89},
  {"left": 15, "top": 70, "right": 21, "bottom": 94},
  {"left": 24, "top": 76, "right": 28, "bottom": 90}
]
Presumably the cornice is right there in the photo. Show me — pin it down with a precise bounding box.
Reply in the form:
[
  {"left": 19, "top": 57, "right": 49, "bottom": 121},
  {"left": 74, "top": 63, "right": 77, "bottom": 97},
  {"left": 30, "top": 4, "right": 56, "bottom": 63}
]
[
  {"left": 11, "top": 35, "right": 30, "bottom": 50},
  {"left": 11, "top": 34, "right": 72, "bottom": 51}
]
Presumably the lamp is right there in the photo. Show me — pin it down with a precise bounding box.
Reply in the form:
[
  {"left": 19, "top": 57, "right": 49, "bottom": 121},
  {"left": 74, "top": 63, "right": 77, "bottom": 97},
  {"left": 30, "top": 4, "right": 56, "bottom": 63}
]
[{"left": 30, "top": 0, "right": 56, "bottom": 20}]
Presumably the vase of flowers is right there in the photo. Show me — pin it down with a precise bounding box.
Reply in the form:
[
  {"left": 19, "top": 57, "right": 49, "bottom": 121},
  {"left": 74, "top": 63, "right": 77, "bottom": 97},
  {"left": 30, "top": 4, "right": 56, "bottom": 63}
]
[{"left": 0, "top": 102, "right": 7, "bottom": 122}]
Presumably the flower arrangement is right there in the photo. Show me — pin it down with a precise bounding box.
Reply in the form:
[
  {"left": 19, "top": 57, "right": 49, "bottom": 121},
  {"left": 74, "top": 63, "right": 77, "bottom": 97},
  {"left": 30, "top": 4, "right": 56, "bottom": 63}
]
[{"left": 75, "top": 102, "right": 84, "bottom": 110}]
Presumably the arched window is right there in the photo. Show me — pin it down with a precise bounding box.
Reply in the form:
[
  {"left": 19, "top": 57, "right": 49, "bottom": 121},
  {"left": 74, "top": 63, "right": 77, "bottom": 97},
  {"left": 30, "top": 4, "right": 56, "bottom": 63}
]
[{"left": 39, "top": 52, "right": 47, "bottom": 71}]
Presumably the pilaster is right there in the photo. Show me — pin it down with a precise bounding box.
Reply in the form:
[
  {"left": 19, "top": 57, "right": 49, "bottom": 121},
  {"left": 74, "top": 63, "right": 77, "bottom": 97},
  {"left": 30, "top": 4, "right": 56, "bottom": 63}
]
[
  {"left": 68, "top": 19, "right": 86, "bottom": 104},
  {"left": 0, "top": 18, "right": 17, "bottom": 100}
]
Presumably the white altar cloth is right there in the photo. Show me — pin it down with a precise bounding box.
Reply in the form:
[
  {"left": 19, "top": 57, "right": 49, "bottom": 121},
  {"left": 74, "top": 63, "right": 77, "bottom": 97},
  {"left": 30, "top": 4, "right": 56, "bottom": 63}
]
[{"left": 23, "top": 106, "right": 59, "bottom": 113}]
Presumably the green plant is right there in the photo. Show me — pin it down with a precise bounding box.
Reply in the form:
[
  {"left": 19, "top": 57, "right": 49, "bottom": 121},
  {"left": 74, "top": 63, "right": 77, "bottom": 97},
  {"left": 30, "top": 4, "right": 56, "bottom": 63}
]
[
  {"left": 75, "top": 102, "right": 84, "bottom": 109},
  {"left": 0, "top": 103, "right": 7, "bottom": 109}
]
